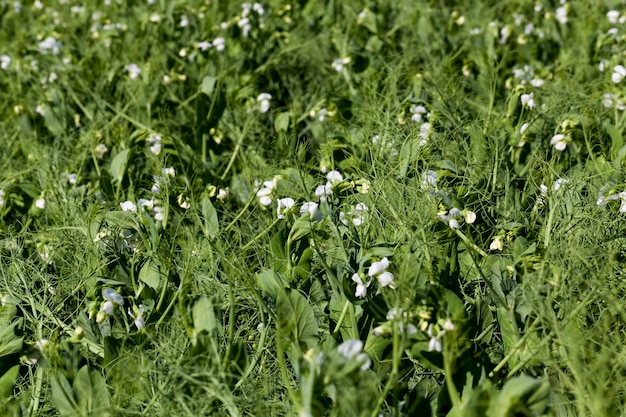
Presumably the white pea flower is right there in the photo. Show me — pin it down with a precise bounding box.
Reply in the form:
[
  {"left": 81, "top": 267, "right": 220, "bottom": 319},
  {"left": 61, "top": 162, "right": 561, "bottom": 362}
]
[
  {"left": 276, "top": 197, "right": 295, "bottom": 219},
  {"left": 102, "top": 288, "right": 124, "bottom": 308},
  {"left": 256, "top": 180, "right": 275, "bottom": 206},
  {"left": 38, "top": 36, "right": 62, "bottom": 55},
  {"left": 439, "top": 208, "right": 462, "bottom": 229},
  {"left": 530, "top": 78, "right": 545, "bottom": 87},
  {"left": 95, "top": 143, "right": 108, "bottom": 158},
  {"left": 252, "top": 3, "right": 264, "bottom": 15},
  {"left": 161, "top": 167, "right": 175, "bottom": 177},
  {"left": 555, "top": 6, "right": 568, "bottom": 24},
  {"left": 179, "top": 15, "right": 189, "bottom": 28},
  {"left": 463, "top": 210, "right": 476, "bottom": 224},
  {"left": 410, "top": 105, "right": 428, "bottom": 123},
  {"left": 0, "top": 55, "right": 10, "bottom": 70},
  {"left": 421, "top": 170, "right": 437, "bottom": 189},
  {"left": 490, "top": 236, "right": 503, "bottom": 251},
  {"left": 351, "top": 203, "right": 368, "bottom": 226},
  {"left": 138, "top": 198, "right": 154, "bottom": 210},
  {"left": 147, "top": 133, "right": 162, "bottom": 155},
  {"left": 153, "top": 206, "right": 165, "bottom": 221},
  {"left": 500, "top": 25, "right": 511, "bottom": 44},
  {"left": 128, "top": 305, "right": 145, "bottom": 330},
  {"left": 197, "top": 41, "right": 212, "bottom": 51},
  {"left": 427, "top": 324, "right": 445, "bottom": 352},
  {"left": 61, "top": 172, "right": 77, "bottom": 185},
  {"left": 300, "top": 201, "right": 322, "bottom": 221},
  {"left": 368, "top": 257, "right": 394, "bottom": 287},
  {"left": 257, "top": 93, "right": 271, "bottom": 113},
  {"left": 238, "top": 17, "right": 251, "bottom": 37},
  {"left": 520, "top": 122, "right": 530, "bottom": 135},
  {"left": 608, "top": 10, "right": 620, "bottom": 24},
  {"left": 603, "top": 93, "right": 616, "bottom": 108},
  {"left": 120, "top": 200, "right": 137, "bottom": 212},
  {"left": 612, "top": 65, "right": 626, "bottom": 84},
  {"left": 520, "top": 92, "right": 535, "bottom": 109},
  {"left": 418, "top": 122, "right": 431, "bottom": 144},
  {"left": 337, "top": 339, "right": 371, "bottom": 371},
  {"left": 332, "top": 57, "right": 351, "bottom": 73},
  {"left": 0, "top": 189, "right": 5, "bottom": 207},
  {"left": 315, "top": 170, "right": 343, "bottom": 200},
  {"left": 550, "top": 133, "right": 567, "bottom": 151},
  {"left": 442, "top": 319, "right": 456, "bottom": 331},
  {"left": 212, "top": 37, "right": 225, "bottom": 51},
  {"left": 217, "top": 188, "right": 229, "bottom": 201},
  {"left": 552, "top": 178, "right": 569, "bottom": 191},
  {"left": 125, "top": 63, "right": 141, "bottom": 80},
  {"left": 351, "top": 272, "right": 371, "bottom": 298},
  {"left": 35, "top": 197, "right": 46, "bottom": 209}
]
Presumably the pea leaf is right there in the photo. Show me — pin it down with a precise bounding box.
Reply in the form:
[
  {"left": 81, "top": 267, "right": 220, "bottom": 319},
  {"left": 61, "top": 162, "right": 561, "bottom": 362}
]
[{"left": 277, "top": 289, "right": 318, "bottom": 347}]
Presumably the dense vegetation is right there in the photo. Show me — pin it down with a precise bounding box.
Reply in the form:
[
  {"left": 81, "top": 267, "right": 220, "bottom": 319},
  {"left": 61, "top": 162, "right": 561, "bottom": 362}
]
[{"left": 2, "top": 1, "right": 626, "bottom": 416}]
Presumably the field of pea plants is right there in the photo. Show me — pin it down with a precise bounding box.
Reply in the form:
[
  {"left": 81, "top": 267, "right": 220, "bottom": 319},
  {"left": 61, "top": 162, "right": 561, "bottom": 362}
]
[{"left": 2, "top": 0, "right": 626, "bottom": 416}]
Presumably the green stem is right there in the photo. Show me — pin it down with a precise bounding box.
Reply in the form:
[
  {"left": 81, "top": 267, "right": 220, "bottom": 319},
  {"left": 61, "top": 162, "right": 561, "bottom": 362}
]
[{"left": 241, "top": 218, "right": 281, "bottom": 252}]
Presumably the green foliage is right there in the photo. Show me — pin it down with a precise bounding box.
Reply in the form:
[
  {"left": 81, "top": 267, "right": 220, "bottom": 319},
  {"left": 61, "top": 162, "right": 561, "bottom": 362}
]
[{"left": 1, "top": 0, "right": 626, "bottom": 416}]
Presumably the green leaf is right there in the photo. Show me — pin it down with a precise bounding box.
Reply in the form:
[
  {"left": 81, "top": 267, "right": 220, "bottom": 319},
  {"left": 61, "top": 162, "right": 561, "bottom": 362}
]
[
  {"left": 200, "top": 76, "right": 217, "bottom": 96},
  {"left": 0, "top": 320, "right": 23, "bottom": 358},
  {"left": 274, "top": 112, "right": 290, "bottom": 133},
  {"left": 489, "top": 376, "right": 550, "bottom": 417},
  {"left": 0, "top": 365, "right": 19, "bottom": 398},
  {"left": 496, "top": 306, "right": 520, "bottom": 369},
  {"left": 200, "top": 195, "right": 219, "bottom": 239},
  {"left": 73, "top": 366, "right": 110, "bottom": 416},
  {"left": 192, "top": 295, "right": 217, "bottom": 336},
  {"left": 109, "top": 149, "right": 130, "bottom": 184},
  {"left": 277, "top": 289, "right": 318, "bottom": 347},
  {"left": 269, "top": 229, "right": 288, "bottom": 275},
  {"left": 51, "top": 372, "right": 77, "bottom": 417},
  {"left": 256, "top": 269, "right": 286, "bottom": 297},
  {"left": 138, "top": 259, "right": 162, "bottom": 291}
]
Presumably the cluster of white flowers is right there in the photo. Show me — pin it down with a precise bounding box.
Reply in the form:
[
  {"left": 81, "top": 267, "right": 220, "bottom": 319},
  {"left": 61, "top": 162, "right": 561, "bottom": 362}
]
[
  {"left": 371, "top": 135, "right": 398, "bottom": 157},
  {"left": 0, "top": 55, "right": 10, "bottom": 70},
  {"left": 438, "top": 207, "right": 476, "bottom": 230},
  {"left": 95, "top": 143, "right": 108, "bottom": 159},
  {"left": 257, "top": 93, "right": 271, "bottom": 113},
  {"left": 238, "top": 3, "right": 265, "bottom": 37},
  {"left": 597, "top": 185, "right": 626, "bottom": 212},
  {"left": 61, "top": 172, "right": 77, "bottom": 185},
  {"left": 310, "top": 107, "right": 334, "bottom": 122},
  {"left": 121, "top": 197, "right": 165, "bottom": 221},
  {"left": 128, "top": 304, "right": 145, "bottom": 330},
  {"left": 520, "top": 92, "right": 536, "bottom": 109},
  {"left": 96, "top": 288, "right": 124, "bottom": 323},
  {"left": 256, "top": 179, "right": 277, "bottom": 206},
  {"left": 537, "top": 178, "right": 570, "bottom": 206},
  {"left": 314, "top": 170, "right": 343, "bottom": 201},
  {"left": 124, "top": 63, "right": 141, "bottom": 80},
  {"left": 332, "top": 57, "right": 350, "bottom": 73},
  {"left": 38, "top": 36, "right": 62, "bottom": 55},
  {"left": 555, "top": 5, "right": 568, "bottom": 25},
  {"left": 603, "top": 93, "right": 626, "bottom": 110},
  {"left": 612, "top": 65, "right": 626, "bottom": 84},
  {"left": 512, "top": 65, "right": 545, "bottom": 87},
  {"left": 351, "top": 257, "right": 394, "bottom": 298},
  {"left": 197, "top": 37, "right": 225, "bottom": 52},
  {"left": 340, "top": 202, "right": 368, "bottom": 227},
  {"left": 337, "top": 339, "right": 371, "bottom": 371},
  {"left": 146, "top": 133, "right": 162, "bottom": 155},
  {"left": 607, "top": 10, "right": 626, "bottom": 25},
  {"left": 427, "top": 319, "right": 455, "bottom": 352}
]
